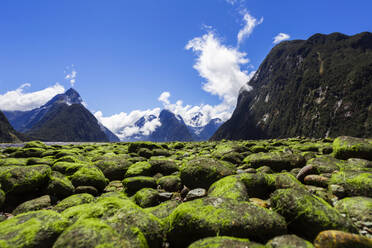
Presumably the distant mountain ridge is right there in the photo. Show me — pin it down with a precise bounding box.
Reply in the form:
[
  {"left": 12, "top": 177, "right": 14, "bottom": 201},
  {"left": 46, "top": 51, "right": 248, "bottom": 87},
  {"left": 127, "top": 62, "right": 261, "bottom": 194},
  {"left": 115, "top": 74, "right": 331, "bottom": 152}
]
[
  {"left": 4, "top": 88, "right": 119, "bottom": 142},
  {"left": 212, "top": 32, "right": 372, "bottom": 140},
  {"left": 0, "top": 111, "right": 23, "bottom": 143}
]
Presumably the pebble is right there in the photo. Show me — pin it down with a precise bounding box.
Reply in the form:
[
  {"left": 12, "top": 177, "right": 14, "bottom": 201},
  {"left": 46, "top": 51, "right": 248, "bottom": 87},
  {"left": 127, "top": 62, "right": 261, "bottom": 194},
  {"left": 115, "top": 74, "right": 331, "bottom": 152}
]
[{"left": 184, "top": 188, "right": 207, "bottom": 201}]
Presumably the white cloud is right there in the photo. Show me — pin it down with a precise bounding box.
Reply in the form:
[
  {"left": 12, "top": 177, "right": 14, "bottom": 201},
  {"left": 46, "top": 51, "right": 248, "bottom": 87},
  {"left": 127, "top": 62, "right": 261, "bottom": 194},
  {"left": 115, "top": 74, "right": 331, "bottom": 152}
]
[
  {"left": 225, "top": 0, "right": 237, "bottom": 4},
  {"left": 186, "top": 31, "right": 253, "bottom": 110},
  {"left": 237, "top": 11, "right": 263, "bottom": 46},
  {"left": 94, "top": 108, "right": 161, "bottom": 141},
  {"left": 158, "top": 91, "right": 170, "bottom": 105},
  {"left": 273, "top": 33, "right": 290, "bottom": 44},
  {"left": 0, "top": 83, "right": 65, "bottom": 111},
  {"left": 65, "top": 68, "right": 77, "bottom": 87}
]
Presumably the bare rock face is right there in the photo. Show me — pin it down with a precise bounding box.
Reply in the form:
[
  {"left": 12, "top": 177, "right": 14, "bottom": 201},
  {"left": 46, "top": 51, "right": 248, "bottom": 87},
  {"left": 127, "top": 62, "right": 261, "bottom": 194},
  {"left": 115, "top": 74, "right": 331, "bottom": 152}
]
[{"left": 212, "top": 32, "right": 372, "bottom": 140}]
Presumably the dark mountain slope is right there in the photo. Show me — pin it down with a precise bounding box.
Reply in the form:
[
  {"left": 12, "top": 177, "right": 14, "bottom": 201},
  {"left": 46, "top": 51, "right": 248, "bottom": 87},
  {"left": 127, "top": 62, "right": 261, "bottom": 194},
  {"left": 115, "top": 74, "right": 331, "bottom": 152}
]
[
  {"left": 212, "top": 32, "right": 372, "bottom": 140},
  {"left": 0, "top": 111, "right": 23, "bottom": 143},
  {"left": 26, "top": 103, "right": 109, "bottom": 142},
  {"left": 149, "top": 110, "right": 193, "bottom": 142}
]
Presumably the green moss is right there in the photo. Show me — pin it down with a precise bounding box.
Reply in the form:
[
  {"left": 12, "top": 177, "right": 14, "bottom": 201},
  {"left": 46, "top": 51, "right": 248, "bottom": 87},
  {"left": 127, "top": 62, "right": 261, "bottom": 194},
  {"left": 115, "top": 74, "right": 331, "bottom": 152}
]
[
  {"left": 69, "top": 166, "right": 108, "bottom": 191},
  {"left": 145, "top": 200, "right": 180, "bottom": 220},
  {"left": 0, "top": 210, "right": 70, "bottom": 248},
  {"left": 333, "top": 136, "right": 372, "bottom": 160},
  {"left": 52, "top": 162, "right": 86, "bottom": 175},
  {"left": 238, "top": 173, "right": 271, "bottom": 199},
  {"left": 133, "top": 188, "right": 160, "bottom": 208},
  {"left": 149, "top": 159, "right": 179, "bottom": 175},
  {"left": 12, "top": 195, "right": 52, "bottom": 215},
  {"left": 46, "top": 171, "right": 75, "bottom": 199},
  {"left": 122, "top": 176, "right": 157, "bottom": 195},
  {"left": 188, "top": 236, "right": 265, "bottom": 248},
  {"left": 243, "top": 152, "right": 305, "bottom": 171},
  {"left": 157, "top": 175, "right": 182, "bottom": 192},
  {"left": 24, "top": 141, "right": 48, "bottom": 149},
  {"left": 94, "top": 155, "right": 132, "bottom": 180},
  {"left": 53, "top": 218, "right": 132, "bottom": 248},
  {"left": 329, "top": 171, "right": 372, "bottom": 197},
  {"left": 167, "top": 197, "right": 287, "bottom": 247},
  {"left": 208, "top": 175, "right": 248, "bottom": 201},
  {"left": 334, "top": 196, "right": 372, "bottom": 223},
  {"left": 125, "top": 161, "right": 152, "bottom": 177},
  {"left": 53, "top": 193, "right": 94, "bottom": 212},
  {"left": 0, "top": 158, "right": 27, "bottom": 167},
  {"left": 270, "top": 188, "right": 357, "bottom": 240},
  {"left": 266, "top": 234, "right": 315, "bottom": 248}
]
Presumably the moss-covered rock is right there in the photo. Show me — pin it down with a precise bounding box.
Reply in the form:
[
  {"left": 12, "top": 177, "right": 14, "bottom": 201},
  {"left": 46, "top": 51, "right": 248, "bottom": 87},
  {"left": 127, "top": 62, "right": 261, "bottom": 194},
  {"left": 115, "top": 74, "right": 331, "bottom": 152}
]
[
  {"left": 265, "top": 172, "right": 307, "bottom": 191},
  {"left": 180, "top": 157, "right": 235, "bottom": 189},
  {"left": 125, "top": 161, "right": 153, "bottom": 177},
  {"left": 334, "top": 196, "right": 372, "bottom": 224},
  {"left": 134, "top": 188, "right": 160, "bottom": 208},
  {"left": 0, "top": 165, "right": 51, "bottom": 194},
  {"left": 122, "top": 176, "right": 157, "bottom": 195},
  {"left": 145, "top": 200, "right": 180, "bottom": 219},
  {"left": 128, "top": 142, "right": 162, "bottom": 153},
  {"left": 208, "top": 175, "right": 248, "bottom": 201},
  {"left": 266, "top": 234, "right": 315, "bottom": 248},
  {"left": 188, "top": 236, "right": 266, "bottom": 248},
  {"left": 157, "top": 175, "right": 182, "bottom": 192},
  {"left": 306, "top": 156, "right": 346, "bottom": 174},
  {"left": 167, "top": 197, "right": 287, "bottom": 247},
  {"left": 149, "top": 159, "right": 179, "bottom": 175},
  {"left": 314, "top": 230, "right": 372, "bottom": 248},
  {"left": 94, "top": 156, "right": 132, "bottom": 180},
  {"left": 329, "top": 171, "right": 372, "bottom": 197},
  {"left": 0, "top": 158, "right": 27, "bottom": 167},
  {"left": 270, "top": 188, "right": 357, "bottom": 240},
  {"left": 53, "top": 193, "right": 94, "bottom": 212},
  {"left": 52, "top": 218, "right": 132, "bottom": 248},
  {"left": 46, "top": 171, "right": 75, "bottom": 199},
  {"left": 12, "top": 195, "right": 51, "bottom": 215},
  {"left": 104, "top": 180, "right": 124, "bottom": 192},
  {"left": 0, "top": 210, "right": 70, "bottom": 248},
  {"left": 333, "top": 136, "right": 372, "bottom": 160},
  {"left": 69, "top": 166, "right": 108, "bottom": 191},
  {"left": 11, "top": 148, "right": 45, "bottom": 158},
  {"left": 52, "top": 162, "right": 85, "bottom": 176},
  {"left": 106, "top": 199, "right": 165, "bottom": 248},
  {"left": 24, "top": 141, "right": 48, "bottom": 149},
  {"left": 243, "top": 152, "right": 305, "bottom": 171},
  {"left": 238, "top": 173, "right": 271, "bottom": 198},
  {"left": 0, "top": 188, "right": 5, "bottom": 209}
]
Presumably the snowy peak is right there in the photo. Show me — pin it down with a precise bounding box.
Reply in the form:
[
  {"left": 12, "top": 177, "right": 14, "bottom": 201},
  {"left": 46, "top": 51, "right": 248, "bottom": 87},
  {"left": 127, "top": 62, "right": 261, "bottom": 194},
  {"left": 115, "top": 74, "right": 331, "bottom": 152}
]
[
  {"left": 189, "top": 112, "right": 204, "bottom": 127},
  {"left": 45, "top": 88, "right": 82, "bottom": 107}
]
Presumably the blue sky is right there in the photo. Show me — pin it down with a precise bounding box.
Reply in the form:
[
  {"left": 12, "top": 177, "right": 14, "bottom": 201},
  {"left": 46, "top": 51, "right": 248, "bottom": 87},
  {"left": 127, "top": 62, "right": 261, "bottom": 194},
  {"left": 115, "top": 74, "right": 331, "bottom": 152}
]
[{"left": 0, "top": 0, "right": 371, "bottom": 138}]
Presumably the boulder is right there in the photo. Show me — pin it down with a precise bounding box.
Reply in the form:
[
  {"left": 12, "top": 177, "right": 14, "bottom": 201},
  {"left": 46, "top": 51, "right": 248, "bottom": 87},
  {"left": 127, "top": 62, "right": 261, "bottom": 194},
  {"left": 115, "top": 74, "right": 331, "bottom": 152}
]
[
  {"left": 266, "top": 234, "right": 314, "bottom": 248},
  {"left": 314, "top": 230, "right": 372, "bottom": 248},
  {"left": 53, "top": 193, "right": 94, "bottom": 212},
  {"left": 94, "top": 156, "right": 132, "bottom": 180},
  {"left": 208, "top": 175, "right": 248, "bottom": 201},
  {"left": 69, "top": 166, "right": 108, "bottom": 191},
  {"left": 149, "top": 159, "right": 179, "bottom": 175},
  {"left": 333, "top": 136, "right": 372, "bottom": 160},
  {"left": 12, "top": 195, "right": 52, "bottom": 215},
  {"left": 157, "top": 175, "right": 182, "bottom": 192},
  {"left": 243, "top": 152, "right": 305, "bottom": 171},
  {"left": 125, "top": 161, "right": 153, "bottom": 177},
  {"left": 180, "top": 157, "right": 235, "bottom": 189},
  {"left": 122, "top": 176, "right": 157, "bottom": 195},
  {"left": 46, "top": 171, "right": 75, "bottom": 199},
  {"left": 188, "top": 236, "right": 265, "bottom": 248},
  {"left": 0, "top": 210, "right": 70, "bottom": 248},
  {"left": 133, "top": 188, "right": 160, "bottom": 208},
  {"left": 329, "top": 171, "right": 372, "bottom": 197},
  {"left": 167, "top": 197, "right": 287, "bottom": 247},
  {"left": 270, "top": 188, "right": 357, "bottom": 240},
  {"left": 184, "top": 188, "right": 207, "bottom": 201}
]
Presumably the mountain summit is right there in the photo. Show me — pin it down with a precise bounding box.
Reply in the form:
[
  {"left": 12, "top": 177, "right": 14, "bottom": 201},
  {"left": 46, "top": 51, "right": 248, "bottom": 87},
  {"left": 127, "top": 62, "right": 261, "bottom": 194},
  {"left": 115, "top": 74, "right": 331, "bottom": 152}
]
[{"left": 212, "top": 32, "right": 372, "bottom": 140}]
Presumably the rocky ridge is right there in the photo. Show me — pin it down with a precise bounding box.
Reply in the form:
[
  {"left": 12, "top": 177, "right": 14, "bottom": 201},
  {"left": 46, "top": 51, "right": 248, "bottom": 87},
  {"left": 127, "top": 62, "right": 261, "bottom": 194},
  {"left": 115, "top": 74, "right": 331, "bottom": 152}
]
[{"left": 0, "top": 136, "right": 371, "bottom": 247}]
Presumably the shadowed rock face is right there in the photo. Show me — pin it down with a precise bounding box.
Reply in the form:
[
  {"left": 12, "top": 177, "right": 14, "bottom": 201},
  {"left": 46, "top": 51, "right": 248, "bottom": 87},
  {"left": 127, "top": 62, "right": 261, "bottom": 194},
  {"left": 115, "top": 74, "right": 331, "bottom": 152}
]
[
  {"left": 212, "top": 32, "right": 372, "bottom": 140},
  {"left": 0, "top": 111, "right": 22, "bottom": 143}
]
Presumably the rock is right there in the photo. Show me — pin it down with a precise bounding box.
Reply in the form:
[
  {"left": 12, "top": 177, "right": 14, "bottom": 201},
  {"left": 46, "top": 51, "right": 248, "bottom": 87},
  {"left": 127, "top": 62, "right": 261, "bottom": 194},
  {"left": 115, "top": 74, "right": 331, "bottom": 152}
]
[
  {"left": 157, "top": 175, "right": 182, "bottom": 192},
  {"left": 270, "top": 188, "right": 357, "bottom": 240},
  {"left": 329, "top": 171, "right": 372, "bottom": 197},
  {"left": 103, "top": 180, "right": 124, "bottom": 192},
  {"left": 0, "top": 210, "right": 70, "bottom": 248},
  {"left": 138, "top": 147, "right": 153, "bottom": 159},
  {"left": 11, "top": 147, "right": 45, "bottom": 158},
  {"left": 333, "top": 136, "right": 372, "bottom": 160},
  {"left": 188, "top": 236, "right": 266, "bottom": 248},
  {"left": 12, "top": 195, "right": 52, "bottom": 215},
  {"left": 167, "top": 197, "right": 287, "bottom": 247},
  {"left": 221, "top": 152, "right": 245, "bottom": 165},
  {"left": 134, "top": 188, "right": 160, "bottom": 208},
  {"left": 256, "top": 166, "right": 273, "bottom": 174},
  {"left": 335, "top": 196, "right": 372, "bottom": 226},
  {"left": 208, "top": 175, "right": 248, "bottom": 201},
  {"left": 346, "top": 158, "right": 372, "bottom": 171},
  {"left": 52, "top": 162, "right": 85, "bottom": 175},
  {"left": 180, "top": 185, "right": 189, "bottom": 198},
  {"left": 314, "top": 230, "right": 372, "bottom": 248},
  {"left": 75, "top": 185, "right": 99, "bottom": 196},
  {"left": 46, "top": 171, "right": 75, "bottom": 199},
  {"left": 106, "top": 198, "right": 165, "bottom": 248},
  {"left": 306, "top": 156, "right": 345, "bottom": 174},
  {"left": 266, "top": 234, "right": 315, "bottom": 248},
  {"left": 249, "top": 198, "right": 269, "bottom": 208},
  {"left": 53, "top": 218, "right": 133, "bottom": 248},
  {"left": 0, "top": 165, "right": 51, "bottom": 194},
  {"left": 125, "top": 161, "right": 153, "bottom": 177},
  {"left": 145, "top": 200, "right": 180, "bottom": 219},
  {"left": 185, "top": 188, "right": 207, "bottom": 201},
  {"left": 94, "top": 156, "right": 132, "bottom": 180},
  {"left": 304, "top": 175, "right": 329, "bottom": 187},
  {"left": 238, "top": 173, "right": 271, "bottom": 199},
  {"left": 24, "top": 141, "right": 48, "bottom": 149},
  {"left": 69, "top": 166, "right": 108, "bottom": 191},
  {"left": 53, "top": 193, "right": 94, "bottom": 212},
  {"left": 159, "top": 192, "right": 173, "bottom": 201},
  {"left": 149, "top": 159, "right": 179, "bottom": 175},
  {"left": 122, "top": 176, "right": 157, "bottom": 195},
  {"left": 243, "top": 152, "right": 305, "bottom": 171},
  {"left": 296, "top": 165, "right": 316, "bottom": 182},
  {"left": 180, "top": 157, "right": 235, "bottom": 189}
]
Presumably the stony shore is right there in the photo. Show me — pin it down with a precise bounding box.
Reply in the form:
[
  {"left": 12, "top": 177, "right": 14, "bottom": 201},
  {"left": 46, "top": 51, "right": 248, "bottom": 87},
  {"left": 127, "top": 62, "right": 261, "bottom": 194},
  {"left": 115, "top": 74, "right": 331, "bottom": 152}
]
[{"left": 0, "top": 136, "right": 371, "bottom": 247}]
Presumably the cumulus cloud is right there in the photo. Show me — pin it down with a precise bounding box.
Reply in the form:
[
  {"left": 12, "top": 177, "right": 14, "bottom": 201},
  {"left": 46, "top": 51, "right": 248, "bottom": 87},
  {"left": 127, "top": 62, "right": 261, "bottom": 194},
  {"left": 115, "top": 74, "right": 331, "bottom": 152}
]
[
  {"left": 95, "top": 108, "right": 161, "bottom": 141},
  {"left": 237, "top": 11, "right": 263, "bottom": 46},
  {"left": 0, "top": 83, "right": 65, "bottom": 111},
  {"left": 273, "top": 33, "right": 290, "bottom": 44},
  {"left": 65, "top": 67, "right": 77, "bottom": 87},
  {"left": 186, "top": 31, "right": 253, "bottom": 110},
  {"left": 158, "top": 91, "right": 170, "bottom": 105}
]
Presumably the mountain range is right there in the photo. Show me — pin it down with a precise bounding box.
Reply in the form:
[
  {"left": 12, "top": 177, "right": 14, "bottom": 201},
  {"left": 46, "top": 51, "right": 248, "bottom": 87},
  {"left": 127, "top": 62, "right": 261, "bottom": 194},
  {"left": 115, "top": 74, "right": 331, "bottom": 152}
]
[
  {"left": 1, "top": 88, "right": 222, "bottom": 143},
  {"left": 212, "top": 32, "right": 372, "bottom": 140}
]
